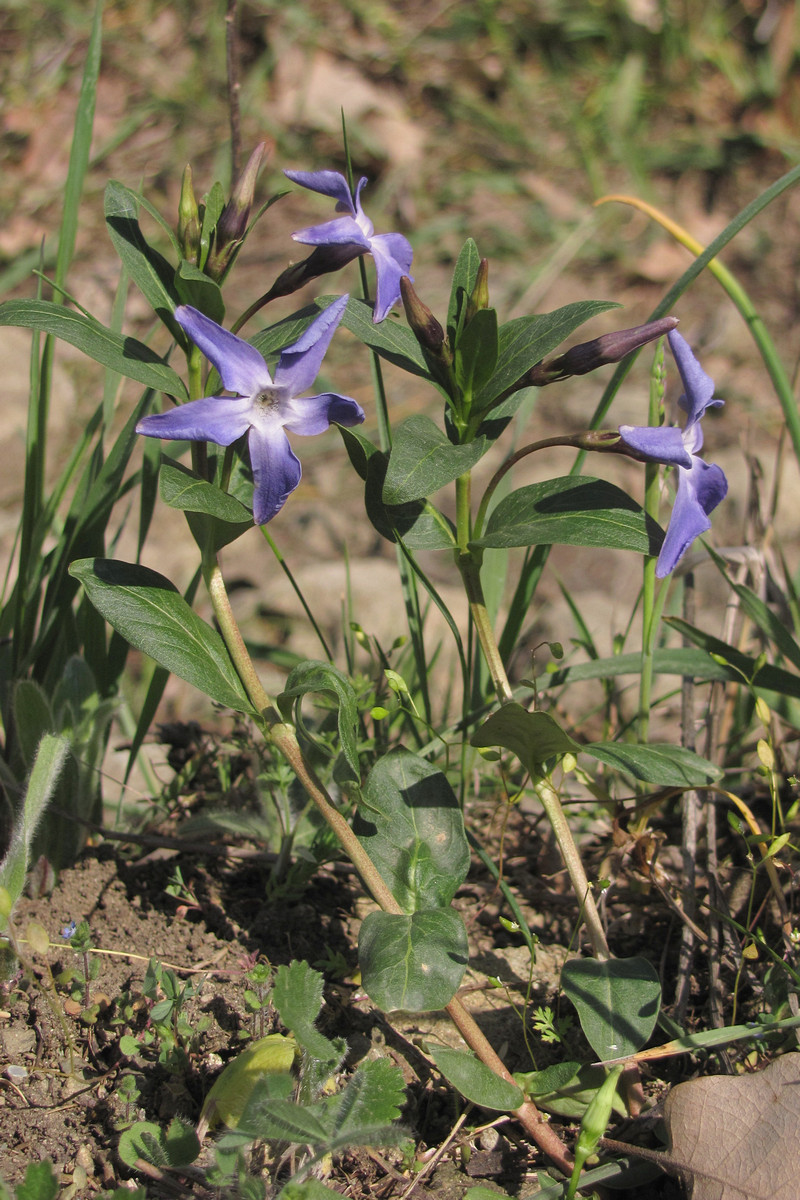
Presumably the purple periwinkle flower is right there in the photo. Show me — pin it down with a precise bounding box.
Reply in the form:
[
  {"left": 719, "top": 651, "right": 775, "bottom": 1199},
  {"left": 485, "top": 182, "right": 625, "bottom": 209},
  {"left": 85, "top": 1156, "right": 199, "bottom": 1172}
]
[
  {"left": 136, "top": 296, "right": 364, "bottom": 525},
  {"left": 619, "top": 330, "right": 728, "bottom": 578},
  {"left": 284, "top": 169, "right": 413, "bottom": 323}
]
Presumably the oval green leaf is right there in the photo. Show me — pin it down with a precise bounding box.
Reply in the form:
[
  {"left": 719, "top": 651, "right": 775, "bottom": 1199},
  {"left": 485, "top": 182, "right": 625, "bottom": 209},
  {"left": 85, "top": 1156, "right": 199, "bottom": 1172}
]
[
  {"left": 383, "top": 415, "right": 489, "bottom": 505},
  {"left": 472, "top": 477, "right": 663, "bottom": 554},
  {"left": 471, "top": 703, "right": 578, "bottom": 776},
  {"left": 354, "top": 748, "right": 470, "bottom": 911},
  {"left": 430, "top": 1046, "right": 524, "bottom": 1111},
  {"left": 561, "top": 956, "right": 661, "bottom": 1061},
  {"left": 358, "top": 908, "right": 468, "bottom": 1012}
]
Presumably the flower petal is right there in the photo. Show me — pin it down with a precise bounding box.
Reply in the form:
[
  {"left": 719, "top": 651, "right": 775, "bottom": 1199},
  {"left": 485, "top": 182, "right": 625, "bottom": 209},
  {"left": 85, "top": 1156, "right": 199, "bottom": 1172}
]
[
  {"left": 369, "top": 232, "right": 414, "bottom": 322},
  {"left": 136, "top": 395, "right": 253, "bottom": 446},
  {"left": 175, "top": 306, "right": 271, "bottom": 395},
  {"left": 274, "top": 295, "right": 349, "bottom": 396},
  {"left": 351, "top": 177, "right": 374, "bottom": 237},
  {"left": 247, "top": 422, "right": 303, "bottom": 524},
  {"left": 619, "top": 423, "right": 693, "bottom": 469},
  {"left": 284, "top": 169, "right": 356, "bottom": 214},
  {"left": 668, "top": 330, "right": 722, "bottom": 425},
  {"left": 282, "top": 392, "right": 365, "bottom": 436},
  {"left": 290, "top": 215, "right": 370, "bottom": 250},
  {"left": 656, "top": 458, "right": 728, "bottom": 577}
]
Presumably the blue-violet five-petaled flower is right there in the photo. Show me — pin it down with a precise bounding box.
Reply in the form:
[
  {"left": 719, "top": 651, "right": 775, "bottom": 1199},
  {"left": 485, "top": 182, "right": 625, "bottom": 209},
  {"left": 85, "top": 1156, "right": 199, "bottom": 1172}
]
[
  {"left": 619, "top": 329, "right": 728, "bottom": 578},
  {"left": 136, "top": 295, "right": 364, "bottom": 525},
  {"left": 285, "top": 169, "right": 413, "bottom": 323}
]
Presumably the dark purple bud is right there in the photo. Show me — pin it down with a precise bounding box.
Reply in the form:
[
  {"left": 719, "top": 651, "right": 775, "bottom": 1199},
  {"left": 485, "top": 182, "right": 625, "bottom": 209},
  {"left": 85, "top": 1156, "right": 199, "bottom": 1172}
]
[
  {"left": 400, "top": 276, "right": 447, "bottom": 354},
  {"left": 527, "top": 316, "right": 680, "bottom": 387}
]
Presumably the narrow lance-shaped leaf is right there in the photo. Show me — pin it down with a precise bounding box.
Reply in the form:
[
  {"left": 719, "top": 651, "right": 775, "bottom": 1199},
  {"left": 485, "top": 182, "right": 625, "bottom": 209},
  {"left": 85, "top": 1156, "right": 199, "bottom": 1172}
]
[
  {"left": 69, "top": 558, "right": 256, "bottom": 715},
  {"left": 0, "top": 300, "right": 187, "bottom": 398},
  {"left": 474, "top": 299, "right": 620, "bottom": 410},
  {"left": 105, "top": 180, "right": 183, "bottom": 339}
]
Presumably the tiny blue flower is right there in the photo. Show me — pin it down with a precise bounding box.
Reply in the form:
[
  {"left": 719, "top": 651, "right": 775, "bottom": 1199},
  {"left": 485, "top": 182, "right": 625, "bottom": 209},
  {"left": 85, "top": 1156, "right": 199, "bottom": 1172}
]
[
  {"left": 284, "top": 169, "right": 413, "bottom": 323},
  {"left": 62, "top": 921, "right": 77, "bottom": 939},
  {"left": 136, "top": 296, "right": 364, "bottom": 525},
  {"left": 619, "top": 330, "right": 728, "bottom": 578}
]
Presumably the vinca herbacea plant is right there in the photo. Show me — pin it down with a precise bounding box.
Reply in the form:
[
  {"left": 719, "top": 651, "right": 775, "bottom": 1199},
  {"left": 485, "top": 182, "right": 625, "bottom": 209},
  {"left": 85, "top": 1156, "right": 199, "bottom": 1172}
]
[{"left": 6, "top": 54, "right": 800, "bottom": 1191}]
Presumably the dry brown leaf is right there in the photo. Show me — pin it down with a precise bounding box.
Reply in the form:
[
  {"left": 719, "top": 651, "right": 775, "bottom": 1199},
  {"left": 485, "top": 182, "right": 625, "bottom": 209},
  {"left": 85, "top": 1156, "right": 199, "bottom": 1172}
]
[{"left": 663, "top": 1053, "right": 800, "bottom": 1199}]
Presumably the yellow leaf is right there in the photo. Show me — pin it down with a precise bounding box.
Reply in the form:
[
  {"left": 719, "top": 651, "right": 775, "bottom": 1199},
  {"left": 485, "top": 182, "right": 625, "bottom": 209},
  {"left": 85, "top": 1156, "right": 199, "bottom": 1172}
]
[{"left": 197, "top": 1033, "right": 298, "bottom": 1139}]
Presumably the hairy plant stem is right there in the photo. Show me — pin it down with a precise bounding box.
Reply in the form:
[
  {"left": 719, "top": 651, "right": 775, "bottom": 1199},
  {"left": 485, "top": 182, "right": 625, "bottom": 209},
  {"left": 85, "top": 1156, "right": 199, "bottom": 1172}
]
[
  {"left": 203, "top": 559, "right": 400, "bottom": 915},
  {"left": 205, "top": 555, "right": 574, "bottom": 1166},
  {"left": 446, "top": 994, "right": 574, "bottom": 1173}
]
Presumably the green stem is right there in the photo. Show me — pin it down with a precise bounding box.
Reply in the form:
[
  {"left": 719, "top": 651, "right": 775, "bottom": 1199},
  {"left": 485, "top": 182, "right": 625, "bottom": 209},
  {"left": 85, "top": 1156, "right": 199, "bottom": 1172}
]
[
  {"left": 456, "top": 552, "right": 610, "bottom": 959},
  {"left": 203, "top": 560, "right": 401, "bottom": 915}
]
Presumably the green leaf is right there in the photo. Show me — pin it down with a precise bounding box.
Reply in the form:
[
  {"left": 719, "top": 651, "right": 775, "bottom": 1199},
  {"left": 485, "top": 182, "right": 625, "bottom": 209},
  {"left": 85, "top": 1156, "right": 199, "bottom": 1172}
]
[
  {"left": 355, "top": 748, "right": 470, "bottom": 911},
  {"left": 163, "top": 1116, "right": 201, "bottom": 1167},
  {"left": 473, "top": 300, "right": 620, "bottom": 411},
  {"left": 199, "top": 180, "right": 226, "bottom": 268},
  {"left": 69, "top": 558, "right": 256, "bottom": 714},
  {"left": 364, "top": 448, "right": 457, "bottom": 549},
  {"left": 0, "top": 734, "right": 71, "bottom": 929},
  {"left": 15, "top": 1162, "right": 59, "bottom": 1200},
  {"left": 105, "top": 180, "right": 182, "bottom": 336},
  {"left": 383, "top": 415, "right": 490, "bottom": 505},
  {"left": 447, "top": 238, "right": 482, "bottom": 341},
  {"left": 538, "top": 645, "right": 800, "bottom": 702},
  {"left": 118, "top": 1121, "right": 167, "bottom": 1169},
  {"left": 158, "top": 460, "right": 253, "bottom": 551},
  {"left": 175, "top": 260, "right": 225, "bottom": 323},
  {"left": 583, "top": 741, "right": 722, "bottom": 786},
  {"left": 326, "top": 1058, "right": 406, "bottom": 1137},
  {"left": 358, "top": 907, "right": 468, "bottom": 1012},
  {"left": 430, "top": 1046, "right": 524, "bottom": 1111},
  {"left": 12, "top": 680, "right": 53, "bottom": 767},
  {"left": 455, "top": 307, "right": 498, "bottom": 398},
  {"left": 561, "top": 957, "right": 661, "bottom": 1060},
  {"left": 338, "top": 425, "right": 381, "bottom": 482},
  {"left": 0, "top": 299, "right": 187, "bottom": 397},
  {"left": 278, "top": 662, "right": 360, "bottom": 782},
  {"left": 667, "top": 618, "right": 800, "bottom": 701},
  {"left": 515, "top": 1062, "right": 627, "bottom": 1120},
  {"left": 273, "top": 961, "right": 344, "bottom": 1067},
  {"left": 240, "top": 1096, "right": 330, "bottom": 1144},
  {"left": 472, "top": 477, "right": 663, "bottom": 554},
  {"left": 471, "top": 703, "right": 579, "bottom": 775},
  {"left": 340, "top": 296, "right": 431, "bottom": 379},
  {"left": 159, "top": 461, "right": 251, "bottom": 522}
]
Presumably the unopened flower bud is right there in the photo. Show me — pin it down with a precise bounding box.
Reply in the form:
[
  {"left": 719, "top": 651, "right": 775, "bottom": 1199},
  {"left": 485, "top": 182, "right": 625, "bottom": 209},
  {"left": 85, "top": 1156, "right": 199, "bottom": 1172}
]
[
  {"left": 207, "top": 140, "right": 271, "bottom": 280},
  {"left": 178, "top": 165, "right": 201, "bottom": 263},
  {"left": 466, "top": 258, "right": 490, "bottom": 323},
  {"left": 526, "top": 316, "right": 679, "bottom": 387},
  {"left": 400, "top": 276, "right": 446, "bottom": 354}
]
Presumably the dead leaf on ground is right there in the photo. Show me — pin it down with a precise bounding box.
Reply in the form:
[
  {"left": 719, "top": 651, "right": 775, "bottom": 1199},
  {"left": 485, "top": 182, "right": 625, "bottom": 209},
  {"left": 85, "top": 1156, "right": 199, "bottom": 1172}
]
[{"left": 662, "top": 1053, "right": 800, "bottom": 1199}]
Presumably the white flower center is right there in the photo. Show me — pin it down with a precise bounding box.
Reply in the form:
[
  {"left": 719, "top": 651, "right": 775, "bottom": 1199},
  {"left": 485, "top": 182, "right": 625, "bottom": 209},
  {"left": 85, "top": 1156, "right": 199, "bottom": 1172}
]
[{"left": 252, "top": 386, "right": 287, "bottom": 416}]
